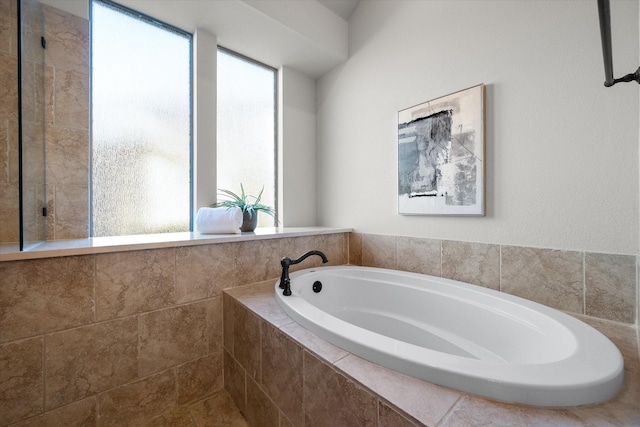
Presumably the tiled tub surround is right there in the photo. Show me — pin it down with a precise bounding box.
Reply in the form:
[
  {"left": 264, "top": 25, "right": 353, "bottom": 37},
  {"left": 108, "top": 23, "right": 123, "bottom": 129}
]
[
  {"left": 224, "top": 281, "right": 640, "bottom": 426},
  {"left": 1, "top": 228, "right": 638, "bottom": 426},
  {"left": 350, "top": 233, "right": 637, "bottom": 325},
  {"left": 0, "top": 232, "right": 348, "bottom": 426}
]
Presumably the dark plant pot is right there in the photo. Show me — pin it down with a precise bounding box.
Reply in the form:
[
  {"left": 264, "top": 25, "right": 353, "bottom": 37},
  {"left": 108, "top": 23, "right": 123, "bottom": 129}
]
[{"left": 241, "top": 210, "right": 258, "bottom": 232}]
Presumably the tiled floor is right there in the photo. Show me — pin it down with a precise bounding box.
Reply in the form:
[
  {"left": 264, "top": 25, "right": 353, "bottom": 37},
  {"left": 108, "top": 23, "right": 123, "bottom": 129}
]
[{"left": 147, "top": 391, "right": 248, "bottom": 427}]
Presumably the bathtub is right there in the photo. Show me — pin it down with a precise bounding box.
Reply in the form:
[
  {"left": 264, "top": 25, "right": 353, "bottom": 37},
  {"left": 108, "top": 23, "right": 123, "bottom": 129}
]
[{"left": 274, "top": 266, "right": 624, "bottom": 407}]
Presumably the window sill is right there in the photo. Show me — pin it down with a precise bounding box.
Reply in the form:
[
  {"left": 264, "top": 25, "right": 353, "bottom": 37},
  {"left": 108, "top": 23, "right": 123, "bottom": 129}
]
[{"left": 0, "top": 227, "right": 352, "bottom": 262}]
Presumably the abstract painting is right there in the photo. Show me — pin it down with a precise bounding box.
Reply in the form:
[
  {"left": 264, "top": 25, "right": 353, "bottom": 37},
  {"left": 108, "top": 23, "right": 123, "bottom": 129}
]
[{"left": 398, "top": 84, "right": 485, "bottom": 215}]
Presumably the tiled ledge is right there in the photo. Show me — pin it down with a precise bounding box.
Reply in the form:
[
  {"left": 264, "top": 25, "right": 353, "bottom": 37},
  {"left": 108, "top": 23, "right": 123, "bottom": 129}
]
[
  {"left": 0, "top": 227, "right": 351, "bottom": 262},
  {"left": 224, "top": 281, "right": 640, "bottom": 426}
]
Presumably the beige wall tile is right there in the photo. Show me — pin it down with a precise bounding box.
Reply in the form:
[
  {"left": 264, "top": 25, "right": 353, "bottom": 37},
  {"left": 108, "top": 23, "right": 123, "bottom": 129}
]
[
  {"left": 280, "top": 322, "right": 349, "bottom": 364},
  {"left": 7, "top": 118, "right": 18, "bottom": 180},
  {"left": 378, "top": 402, "right": 420, "bottom": 427},
  {"left": 223, "top": 294, "right": 235, "bottom": 354},
  {"left": 21, "top": 61, "right": 37, "bottom": 123},
  {"left": 349, "top": 232, "right": 363, "bottom": 265},
  {"left": 224, "top": 350, "right": 246, "bottom": 415},
  {"left": 53, "top": 184, "right": 88, "bottom": 239},
  {"left": 20, "top": 29, "right": 43, "bottom": 66},
  {"left": 34, "top": 181, "right": 47, "bottom": 239},
  {"left": 335, "top": 354, "right": 460, "bottom": 427},
  {"left": 0, "top": 0, "right": 15, "bottom": 55},
  {"left": 278, "top": 234, "right": 348, "bottom": 269},
  {"left": 0, "top": 337, "right": 43, "bottom": 425},
  {"left": 0, "top": 119, "right": 19, "bottom": 183},
  {"left": 189, "top": 390, "right": 247, "bottom": 427},
  {"left": 45, "top": 317, "right": 138, "bottom": 410},
  {"left": 21, "top": 182, "right": 43, "bottom": 243},
  {"left": 261, "top": 323, "right": 304, "bottom": 426},
  {"left": 0, "top": 181, "right": 19, "bottom": 243},
  {"left": 44, "top": 183, "right": 55, "bottom": 240},
  {"left": 176, "top": 243, "right": 237, "bottom": 303},
  {"left": 0, "top": 256, "right": 94, "bottom": 343},
  {"left": 501, "top": 246, "right": 583, "bottom": 313},
  {"left": 95, "top": 248, "right": 176, "bottom": 321},
  {"left": 98, "top": 370, "right": 177, "bottom": 427},
  {"left": 20, "top": 123, "right": 45, "bottom": 184},
  {"left": 362, "top": 234, "right": 397, "bottom": 269},
  {"left": 53, "top": 69, "right": 88, "bottom": 129},
  {"left": 233, "top": 303, "right": 262, "bottom": 380},
  {"left": 397, "top": 236, "right": 441, "bottom": 276},
  {"left": 0, "top": 119, "right": 7, "bottom": 180},
  {"left": 9, "top": 397, "right": 96, "bottom": 427},
  {"left": 138, "top": 302, "right": 209, "bottom": 377},
  {"left": 442, "top": 240, "right": 499, "bottom": 290},
  {"left": 207, "top": 296, "right": 224, "bottom": 354},
  {"left": 440, "top": 396, "right": 585, "bottom": 427},
  {"left": 235, "top": 239, "right": 282, "bottom": 285},
  {"left": 146, "top": 406, "right": 196, "bottom": 427},
  {"left": 280, "top": 413, "right": 295, "bottom": 427},
  {"left": 303, "top": 351, "right": 377, "bottom": 426},
  {"left": 0, "top": 53, "right": 17, "bottom": 120},
  {"left": 576, "top": 314, "right": 638, "bottom": 378},
  {"left": 585, "top": 253, "right": 636, "bottom": 323},
  {"left": 245, "top": 375, "right": 279, "bottom": 427},
  {"left": 282, "top": 235, "right": 335, "bottom": 271},
  {"left": 281, "top": 235, "right": 315, "bottom": 272},
  {"left": 176, "top": 353, "right": 223, "bottom": 405},
  {"left": 45, "top": 126, "right": 88, "bottom": 186},
  {"left": 316, "top": 233, "right": 347, "bottom": 266},
  {"left": 42, "top": 4, "right": 88, "bottom": 74},
  {"left": 226, "top": 280, "right": 293, "bottom": 328},
  {"left": 36, "top": 64, "right": 54, "bottom": 125}
]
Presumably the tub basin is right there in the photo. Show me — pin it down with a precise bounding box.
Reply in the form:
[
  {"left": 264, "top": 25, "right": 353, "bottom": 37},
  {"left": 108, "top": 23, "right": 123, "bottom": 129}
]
[{"left": 274, "top": 266, "right": 624, "bottom": 407}]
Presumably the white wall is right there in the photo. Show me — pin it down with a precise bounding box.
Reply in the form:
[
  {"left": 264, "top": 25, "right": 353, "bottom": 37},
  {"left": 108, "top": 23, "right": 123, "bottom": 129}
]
[
  {"left": 317, "top": 0, "right": 640, "bottom": 255},
  {"left": 279, "top": 67, "right": 318, "bottom": 226},
  {"left": 193, "top": 29, "right": 218, "bottom": 216}
]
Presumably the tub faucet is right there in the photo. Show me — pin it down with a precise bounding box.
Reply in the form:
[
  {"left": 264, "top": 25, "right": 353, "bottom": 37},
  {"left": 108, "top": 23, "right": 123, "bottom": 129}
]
[{"left": 279, "top": 250, "right": 328, "bottom": 296}]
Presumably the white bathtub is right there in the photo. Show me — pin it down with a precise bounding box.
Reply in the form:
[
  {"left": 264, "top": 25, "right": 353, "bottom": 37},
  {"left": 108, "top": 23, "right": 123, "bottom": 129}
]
[{"left": 274, "top": 266, "right": 624, "bottom": 407}]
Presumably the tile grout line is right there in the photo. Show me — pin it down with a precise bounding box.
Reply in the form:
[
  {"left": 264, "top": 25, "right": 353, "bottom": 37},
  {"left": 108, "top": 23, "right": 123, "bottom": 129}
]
[
  {"left": 583, "top": 252, "right": 586, "bottom": 316},
  {"left": 41, "top": 334, "right": 46, "bottom": 416},
  {"left": 499, "top": 244, "right": 502, "bottom": 293},
  {"left": 434, "top": 395, "right": 464, "bottom": 427}
]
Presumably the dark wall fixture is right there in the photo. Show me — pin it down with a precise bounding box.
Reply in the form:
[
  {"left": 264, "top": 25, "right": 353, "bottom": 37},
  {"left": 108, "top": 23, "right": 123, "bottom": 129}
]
[{"left": 597, "top": 0, "right": 640, "bottom": 87}]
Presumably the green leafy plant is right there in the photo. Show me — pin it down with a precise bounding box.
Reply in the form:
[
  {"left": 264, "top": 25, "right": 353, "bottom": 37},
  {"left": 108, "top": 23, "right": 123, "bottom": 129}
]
[{"left": 213, "top": 183, "right": 276, "bottom": 219}]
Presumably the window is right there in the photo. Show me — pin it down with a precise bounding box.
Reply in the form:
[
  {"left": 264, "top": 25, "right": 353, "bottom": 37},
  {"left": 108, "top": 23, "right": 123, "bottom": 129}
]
[
  {"left": 217, "top": 48, "right": 277, "bottom": 227},
  {"left": 91, "top": 0, "right": 192, "bottom": 237}
]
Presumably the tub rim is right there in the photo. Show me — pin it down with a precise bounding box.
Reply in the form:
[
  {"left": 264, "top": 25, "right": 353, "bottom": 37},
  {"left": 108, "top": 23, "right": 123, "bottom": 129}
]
[{"left": 275, "top": 265, "right": 624, "bottom": 407}]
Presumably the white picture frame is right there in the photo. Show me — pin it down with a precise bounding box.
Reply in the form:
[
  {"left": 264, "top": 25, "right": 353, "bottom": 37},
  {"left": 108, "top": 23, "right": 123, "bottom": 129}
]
[{"left": 398, "top": 84, "right": 485, "bottom": 216}]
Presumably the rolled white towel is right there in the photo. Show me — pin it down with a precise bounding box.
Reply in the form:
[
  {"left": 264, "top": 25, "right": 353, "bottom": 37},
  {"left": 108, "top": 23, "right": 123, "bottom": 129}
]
[{"left": 195, "top": 207, "right": 242, "bottom": 234}]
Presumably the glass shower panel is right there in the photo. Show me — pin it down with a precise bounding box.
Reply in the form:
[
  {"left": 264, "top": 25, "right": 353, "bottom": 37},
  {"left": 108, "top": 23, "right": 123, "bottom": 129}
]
[{"left": 19, "top": 0, "right": 46, "bottom": 250}]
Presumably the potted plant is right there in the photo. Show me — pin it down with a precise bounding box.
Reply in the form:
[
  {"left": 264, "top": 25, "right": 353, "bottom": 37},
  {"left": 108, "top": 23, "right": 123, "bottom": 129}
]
[{"left": 213, "top": 184, "right": 276, "bottom": 232}]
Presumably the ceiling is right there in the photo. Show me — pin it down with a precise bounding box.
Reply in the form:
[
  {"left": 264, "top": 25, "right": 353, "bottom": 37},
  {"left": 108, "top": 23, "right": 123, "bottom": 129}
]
[
  {"left": 317, "top": 0, "right": 361, "bottom": 21},
  {"left": 40, "top": 0, "right": 358, "bottom": 78}
]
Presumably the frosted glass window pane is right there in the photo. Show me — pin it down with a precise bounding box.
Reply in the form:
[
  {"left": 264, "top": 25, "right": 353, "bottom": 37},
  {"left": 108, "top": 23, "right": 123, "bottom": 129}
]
[
  {"left": 217, "top": 49, "right": 276, "bottom": 227},
  {"left": 91, "top": 1, "right": 191, "bottom": 237}
]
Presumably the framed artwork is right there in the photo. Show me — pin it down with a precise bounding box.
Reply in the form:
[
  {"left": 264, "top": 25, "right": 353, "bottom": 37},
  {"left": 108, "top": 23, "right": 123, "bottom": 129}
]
[{"left": 398, "top": 84, "right": 485, "bottom": 215}]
